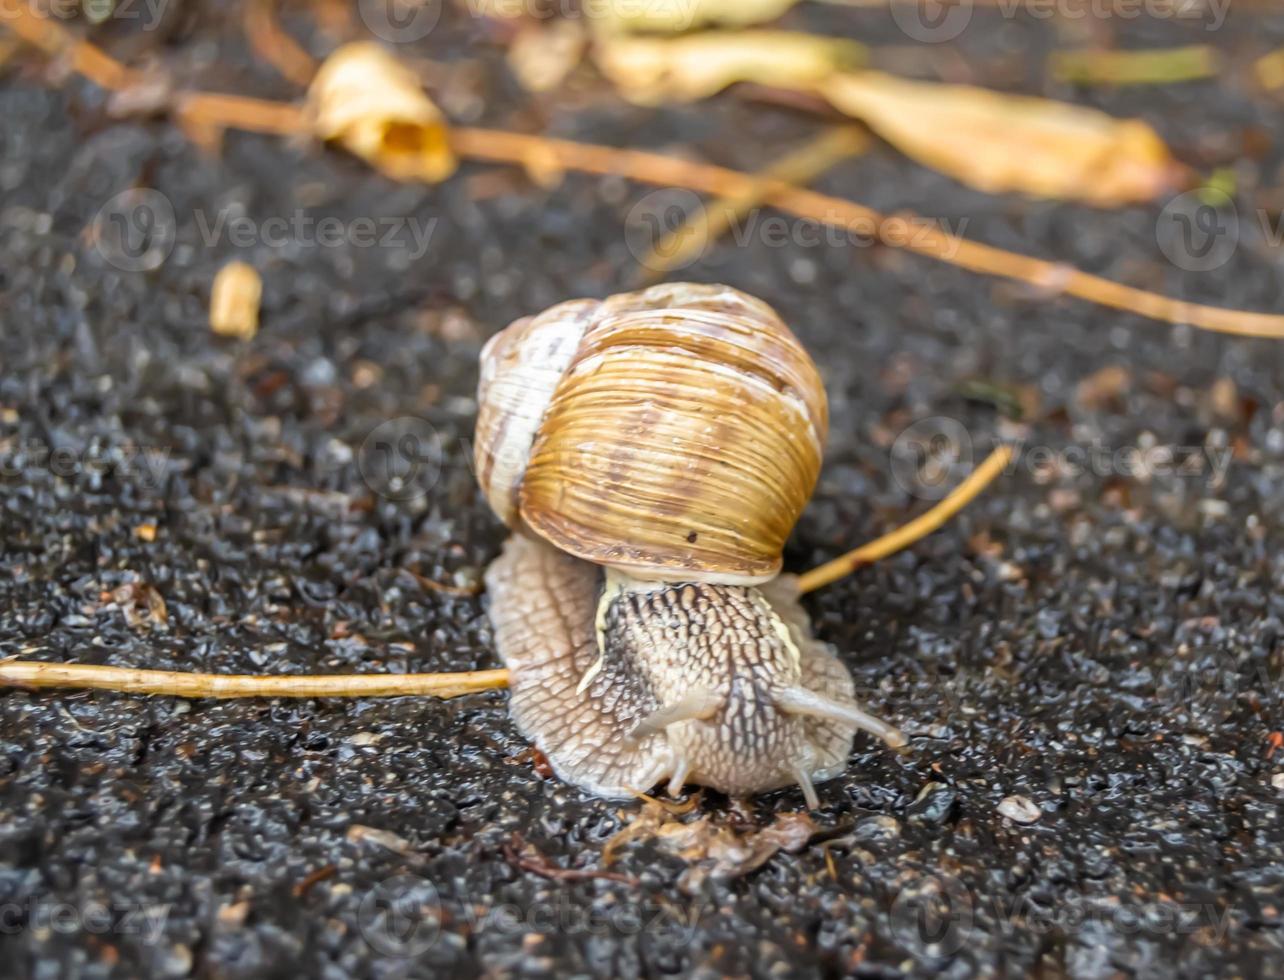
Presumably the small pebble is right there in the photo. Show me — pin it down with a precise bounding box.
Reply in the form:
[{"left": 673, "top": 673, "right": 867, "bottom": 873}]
[
  {"left": 998, "top": 795, "right": 1041, "bottom": 824},
  {"left": 1272, "top": 773, "right": 1284, "bottom": 791}
]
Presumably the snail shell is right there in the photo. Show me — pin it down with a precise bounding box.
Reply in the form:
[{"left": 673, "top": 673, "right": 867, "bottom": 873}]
[{"left": 474, "top": 283, "right": 828, "bottom": 584}]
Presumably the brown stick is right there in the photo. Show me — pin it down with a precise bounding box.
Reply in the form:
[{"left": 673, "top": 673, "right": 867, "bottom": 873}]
[
  {"left": 174, "top": 92, "right": 308, "bottom": 136},
  {"left": 244, "top": 0, "right": 319, "bottom": 87},
  {"left": 0, "top": 661, "right": 509, "bottom": 699},
  {"left": 796, "top": 444, "right": 1015, "bottom": 594},
  {"left": 2, "top": 2, "right": 140, "bottom": 91}
]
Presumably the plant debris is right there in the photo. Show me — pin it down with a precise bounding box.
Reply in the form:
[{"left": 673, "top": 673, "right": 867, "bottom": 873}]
[
  {"left": 605, "top": 799, "right": 824, "bottom": 893},
  {"left": 1049, "top": 45, "right": 1219, "bottom": 87},
  {"left": 209, "top": 261, "right": 263, "bottom": 340},
  {"left": 592, "top": 0, "right": 800, "bottom": 35},
  {"left": 595, "top": 30, "right": 863, "bottom": 105},
  {"left": 305, "top": 41, "right": 456, "bottom": 183},
  {"left": 819, "top": 71, "right": 1184, "bottom": 205}
]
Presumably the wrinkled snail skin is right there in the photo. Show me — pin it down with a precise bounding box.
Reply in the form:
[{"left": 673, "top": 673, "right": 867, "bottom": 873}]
[
  {"left": 486, "top": 535, "right": 891, "bottom": 804},
  {"left": 476, "top": 283, "right": 904, "bottom": 805}
]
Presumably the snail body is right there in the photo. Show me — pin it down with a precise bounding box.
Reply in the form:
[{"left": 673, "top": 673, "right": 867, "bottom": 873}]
[{"left": 476, "top": 284, "right": 903, "bottom": 806}]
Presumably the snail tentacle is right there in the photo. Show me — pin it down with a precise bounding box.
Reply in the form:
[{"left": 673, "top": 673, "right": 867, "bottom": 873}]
[
  {"left": 774, "top": 686, "right": 907, "bottom": 749},
  {"left": 791, "top": 765, "right": 820, "bottom": 811},
  {"left": 629, "top": 688, "right": 723, "bottom": 739}
]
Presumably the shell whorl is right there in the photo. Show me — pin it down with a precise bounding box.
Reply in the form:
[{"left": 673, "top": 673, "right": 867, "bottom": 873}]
[{"left": 474, "top": 283, "right": 828, "bottom": 584}]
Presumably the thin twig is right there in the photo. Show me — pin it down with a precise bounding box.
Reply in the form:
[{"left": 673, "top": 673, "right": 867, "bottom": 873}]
[
  {"left": 796, "top": 444, "right": 1015, "bottom": 594},
  {"left": 174, "top": 92, "right": 307, "bottom": 136},
  {"left": 244, "top": 0, "right": 319, "bottom": 87},
  {"left": 635, "top": 126, "right": 869, "bottom": 283},
  {"left": 503, "top": 832, "right": 639, "bottom": 885},
  {"left": 2, "top": 2, "right": 140, "bottom": 91},
  {"left": 0, "top": 661, "right": 510, "bottom": 698},
  {"left": 450, "top": 128, "right": 1284, "bottom": 340}
]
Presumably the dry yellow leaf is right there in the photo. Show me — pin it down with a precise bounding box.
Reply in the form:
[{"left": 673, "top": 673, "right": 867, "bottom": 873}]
[
  {"left": 596, "top": 30, "right": 863, "bottom": 105},
  {"left": 209, "top": 261, "right": 262, "bottom": 340},
  {"left": 306, "top": 42, "right": 456, "bottom": 183},
  {"left": 507, "top": 20, "right": 587, "bottom": 93},
  {"left": 820, "top": 71, "right": 1181, "bottom": 206},
  {"left": 592, "top": 0, "right": 800, "bottom": 35}
]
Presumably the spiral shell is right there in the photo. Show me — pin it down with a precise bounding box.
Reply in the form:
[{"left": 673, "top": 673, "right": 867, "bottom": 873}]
[{"left": 474, "top": 283, "right": 828, "bottom": 584}]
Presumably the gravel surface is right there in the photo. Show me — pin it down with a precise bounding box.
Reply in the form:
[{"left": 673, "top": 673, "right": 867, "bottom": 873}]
[{"left": 2, "top": 4, "right": 1284, "bottom": 978}]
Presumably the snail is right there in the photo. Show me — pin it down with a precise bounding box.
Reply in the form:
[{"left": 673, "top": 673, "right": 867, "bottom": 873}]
[{"left": 474, "top": 282, "right": 906, "bottom": 808}]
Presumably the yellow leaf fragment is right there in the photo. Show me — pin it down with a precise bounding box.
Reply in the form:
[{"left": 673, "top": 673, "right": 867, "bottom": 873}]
[
  {"left": 596, "top": 30, "right": 864, "bottom": 105},
  {"left": 1255, "top": 46, "right": 1284, "bottom": 91},
  {"left": 209, "top": 261, "right": 263, "bottom": 340},
  {"left": 819, "top": 71, "right": 1180, "bottom": 206},
  {"left": 592, "top": 0, "right": 800, "bottom": 35},
  {"left": 507, "top": 19, "right": 586, "bottom": 93},
  {"left": 1050, "top": 45, "right": 1218, "bottom": 87},
  {"left": 306, "top": 41, "right": 456, "bottom": 183}
]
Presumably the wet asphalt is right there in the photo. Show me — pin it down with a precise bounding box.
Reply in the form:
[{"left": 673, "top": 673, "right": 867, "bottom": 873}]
[{"left": 1, "top": 3, "right": 1283, "bottom": 977}]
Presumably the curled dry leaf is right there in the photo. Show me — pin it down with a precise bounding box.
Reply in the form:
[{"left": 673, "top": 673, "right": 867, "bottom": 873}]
[
  {"left": 306, "top": 41, "right": 456, "bottom": 183},
  {"left": 209, "top": 261, "right": 263, "bottom": 340},
  {"left": 820, "top": 71, "right": 1182, "bottom": 206},
  {"left": 592, "top": 0, "right": 800, "bottom": 35},
  {"left": 596, "top": 30, "right": 863, "bottom": 105}
]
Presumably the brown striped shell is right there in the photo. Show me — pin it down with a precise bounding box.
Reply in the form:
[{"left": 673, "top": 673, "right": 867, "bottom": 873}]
[{"left": 474, "top": 283, "right": 828, "bottom": 584}]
